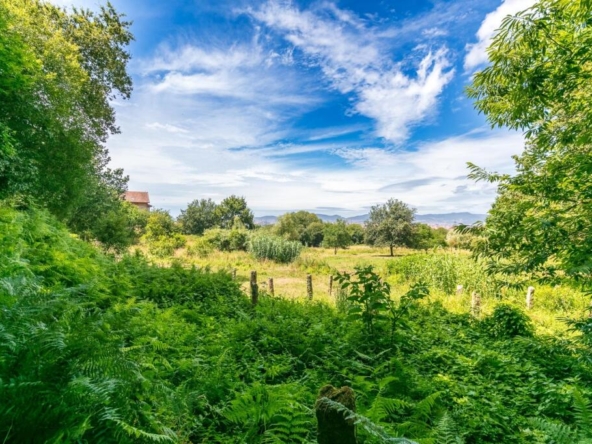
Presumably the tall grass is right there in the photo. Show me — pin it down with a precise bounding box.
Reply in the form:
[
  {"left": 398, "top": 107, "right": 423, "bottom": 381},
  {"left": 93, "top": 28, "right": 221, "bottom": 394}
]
[
  {"left": 248, "top": 234, "right": 303, "bottom": 263},
  {"left": 387, "top": 251, "right": 494, "bottom": 297}
]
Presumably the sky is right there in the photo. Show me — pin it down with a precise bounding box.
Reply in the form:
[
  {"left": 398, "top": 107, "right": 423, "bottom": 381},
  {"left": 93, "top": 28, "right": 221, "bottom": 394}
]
[{"left": 53, "top": 0, "right": 535, "bottom": 216}]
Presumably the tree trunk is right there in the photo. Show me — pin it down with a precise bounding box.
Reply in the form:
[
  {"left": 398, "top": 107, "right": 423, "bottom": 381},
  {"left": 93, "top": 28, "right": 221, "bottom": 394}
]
[
  {"left": 334, "top": 247, "right": 337, "bottom": 255},
  {"left": 389, "top": 244, "right": 394, "bottom": 256},
  {"left": 315, "top": 385, "right": 357, "bottom": 444}
]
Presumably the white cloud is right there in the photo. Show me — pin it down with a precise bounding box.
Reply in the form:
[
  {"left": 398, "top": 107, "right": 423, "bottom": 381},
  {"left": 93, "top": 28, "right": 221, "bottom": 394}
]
[
  {"left": 464, "top": 0, "right": 537, "bottom": 71},
  {"left": 248, "top": 1, "right": 454, "bottom": 144}
]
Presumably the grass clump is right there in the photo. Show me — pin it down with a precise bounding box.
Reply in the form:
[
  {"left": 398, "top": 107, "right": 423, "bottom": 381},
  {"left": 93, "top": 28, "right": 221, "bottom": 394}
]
[{"left": 248, "top": 234, "right": 303, "bottom": 263}]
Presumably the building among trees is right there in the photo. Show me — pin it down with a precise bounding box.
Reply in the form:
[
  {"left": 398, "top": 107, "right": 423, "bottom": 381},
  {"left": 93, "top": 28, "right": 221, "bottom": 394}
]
[{"left": 124, "top": 191, "right": 151, "bottom": 211}]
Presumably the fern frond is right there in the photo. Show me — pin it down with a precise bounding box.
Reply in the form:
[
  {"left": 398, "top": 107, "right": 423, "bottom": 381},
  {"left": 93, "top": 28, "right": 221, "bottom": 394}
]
[{"left": 529, "top": 417, "right": 578, "bottom": 444}]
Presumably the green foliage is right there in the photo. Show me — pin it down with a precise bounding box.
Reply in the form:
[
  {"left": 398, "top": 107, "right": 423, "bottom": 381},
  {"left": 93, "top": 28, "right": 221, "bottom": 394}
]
[
  {"left": 249, "top": 234, "right": 303, "bottom": 263},
  {"left": 216, "top": 195, "right": 254, "bottom": 229},
  {"left": 410, "top": 224, "right": 448, "bottom": 250},
  {"left": 335, "top": 266, "right": 392, "bottom": 337},
  {"left": 387, "top": 253, "right": 491, "bottom": 297},
  {"left": 223, "top": 383, "right": 312, "bottom": 443},
  {"left": 302, "top": 221, "right": 325, "bottom": 247},
  {"left": 323, "top": 220, "right": 352, "bottom": 254},
  {"left": 348, "top": 223, "right": 366, "bottom": 245},
  {"left": 366, "top": 199, "right": 416, "bottom": 256},
  {"left": 177, "top": 198, "right": 219, "bottom": 235},
  {"left": 481, "top": 304, "right": 534, "bottom": 339},
  {"left": 3, "top": 204, "right": 592, "bottom": 443},
  {"left": 530, "top": 390, "right": 592, "bottom": 444},
  {"left": 0, "top": 0, "right": 133, "bottom": 237},
  {"left": 274, "top": 211, "right": 323, "bottom": 246},
  {"left": 466, "top": 0, "right": 592, "bottom": 285},
  {"left": 145, "top": 209, "right": 178, "bottom": 240},
  {"left": 203, "top": 227, "right": 249, "bottom": 252},
  {"left": 445, "top": 229, "right": 477, "bottom": 250}
]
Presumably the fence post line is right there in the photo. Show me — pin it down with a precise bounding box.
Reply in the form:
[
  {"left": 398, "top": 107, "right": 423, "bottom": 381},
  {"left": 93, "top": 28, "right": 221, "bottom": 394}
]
[
  {"left": 307, "top": 274, "right": 313, "bottom": 300},
  {"left": 471, "top": 291, "right": 481, "bottom": 317},
  {"left": 526, "top": 286, "right": 535, "bottom": 309},
  {"left": 268, "top": 278, "right": 274, "bottom": 297},
  {"left": 250, "top": 271, "right": 258, "bottom": 306},
  {"left": 329, "top": 275, "right": 333, "bottom": 297}
]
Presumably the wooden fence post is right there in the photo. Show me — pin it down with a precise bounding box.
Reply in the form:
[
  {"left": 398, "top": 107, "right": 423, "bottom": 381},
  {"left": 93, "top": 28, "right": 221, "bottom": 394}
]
[
  {"left": 268, "top": 278, "right": 274, "bottom": 297},
  {"left": 329, "top": 275, "right": 333, "bottom": 297},
  {"left": 471, "top": 291, "right": 481, "bottom": 317},
  {"left": 232, "top": 268, "right": 237, "bottom": 280},
  {"left": 526, "top": 286, "right": 535, "bottom": 310},
  {"left": 250, "top": 271, "right": 258, "bottom": 306},
  {"left": 307, "top": 274, "right": 313, "bottom": 300},
  {"left": 315, "top": 385, "right": 357, "bottom": 444},
  {"left": 456, "top": 284, "right": 463, "bottom": 295}
]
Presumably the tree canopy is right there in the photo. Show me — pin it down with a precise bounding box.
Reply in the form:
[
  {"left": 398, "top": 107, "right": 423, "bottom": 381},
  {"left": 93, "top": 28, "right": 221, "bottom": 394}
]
[
  {"left": 365, "top": 199, "right": 416, "bottom": 256},
  {"left": 466, "top": 0, "right": 592, "bottom": 285},
  {"left": 216, "top": 195, "right": 254, "bottom": 229},
  {"left": 178, "top": 198, "right": 219, "bottom": 235},
  {"left": 323, "top": 220, "right": 351, "bottom": 254},
  {"left": 0, "top": 0, "right": 136, "bottom": 249},
  {"left": 274, "top": 211, "right": 323, "bottom": 245}
]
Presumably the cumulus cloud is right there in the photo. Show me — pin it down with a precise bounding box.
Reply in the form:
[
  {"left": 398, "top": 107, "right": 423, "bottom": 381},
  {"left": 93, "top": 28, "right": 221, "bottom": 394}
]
[
  {"left": 248, "top": 1, "right": 454, "bottom": 144},
  {"left": 464, "top": 0, "right": 537, "bottom": 71}
]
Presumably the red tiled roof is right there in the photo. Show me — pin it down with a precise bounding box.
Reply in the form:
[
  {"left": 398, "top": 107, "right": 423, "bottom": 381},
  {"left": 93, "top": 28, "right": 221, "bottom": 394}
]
[{"left": 124, "top": 191, "right": 150, "bottom": 204}]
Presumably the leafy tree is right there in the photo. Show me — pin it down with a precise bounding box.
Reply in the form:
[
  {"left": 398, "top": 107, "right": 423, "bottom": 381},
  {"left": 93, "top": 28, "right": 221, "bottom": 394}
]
[
  {"left": 144, "top": 209, "right": 177, "bottom": 240},
  {"left": 365, "top": 199, "right": 415, "bottom": 256},
  {"left": 178, "top": 198, "right": 219, "bottom": 235},
  {"left": 274, "top": 211, "right": 323, "bottom": 244},
  {"left": 323, "top": 220, "right": 352, "bottom": 254},
  {"left": 347, "top": 223, "right": 365, "bottom": 245},
  {"left": 301, "top": 221, "right": 325, "bottom": 247},
  {"left": 216, "top": 195, "right": 254, "bottom": 229},
  {"left": 466, "top": 0, "right": 592, "bottom": 284},
  {"left": 411, "top": 223, "right": 447, "bottom": 250},
  {"left": 0, "top": 0, "right": 133, "bottom": 241}
]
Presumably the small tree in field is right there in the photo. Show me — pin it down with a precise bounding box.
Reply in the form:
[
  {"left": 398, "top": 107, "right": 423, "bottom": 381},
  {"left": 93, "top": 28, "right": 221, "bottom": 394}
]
[
  {"left": 365, "top": 199, "right": 415, "bottom": 256},
  {"left": 323, "top": 220, "right": 351, "bottom": 254}
]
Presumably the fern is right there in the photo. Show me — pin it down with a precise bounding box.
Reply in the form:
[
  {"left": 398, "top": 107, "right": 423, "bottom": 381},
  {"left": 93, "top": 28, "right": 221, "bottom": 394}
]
[{"left": 318, "top": 397, "right": 419, "bottom": 444}]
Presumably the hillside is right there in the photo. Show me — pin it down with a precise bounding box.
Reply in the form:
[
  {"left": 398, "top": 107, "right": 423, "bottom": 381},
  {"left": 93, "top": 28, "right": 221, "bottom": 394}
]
[{"left": 254, "top": 212, "right": 486, "bottom": 227}]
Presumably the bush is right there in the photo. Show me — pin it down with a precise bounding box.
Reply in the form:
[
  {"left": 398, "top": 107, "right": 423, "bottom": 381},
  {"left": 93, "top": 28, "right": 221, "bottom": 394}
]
[
  {"left": 203, "top": 228, "right": 248, "bottom": 252},
  {"left": 187, "top": 236, "right": 214, "bottom": 258},
  {"left": 248, "top": 234, "right": 302, "bottom": 263},
  {"left": 147, "top": 233, "right": 186, "bottom": 258},
  {"left": 481, "top": 304, "right": 534, "bottom": 339}
]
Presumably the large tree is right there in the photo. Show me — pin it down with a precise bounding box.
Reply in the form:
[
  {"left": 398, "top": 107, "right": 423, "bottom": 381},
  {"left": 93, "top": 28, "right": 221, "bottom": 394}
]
[
  {"left": 274, "top": 211, "right": 323, "bottom": 245},
  {"left": 178, "top": 198, "right": 219, "bottom": 235},
  {"left": 365, "top": 199, "right": 415, "bottom": 256},
  {"left": 0, "top": 0, "right": 134, "bottom": 245},
  {"left": 216, "top": 195, "right": 254, "bottom": 229},
  {"left": 466, "top": 0, "right": 592, "bottom": 285}
]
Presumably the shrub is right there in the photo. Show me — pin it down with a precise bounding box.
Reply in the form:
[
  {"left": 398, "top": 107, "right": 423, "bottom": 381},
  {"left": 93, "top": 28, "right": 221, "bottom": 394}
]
[
  {"left": 481, "top": 304, "right": 534, "bottom": 339},
  {"left": 203, "top": 228, "right": 248, "bottom": 252},
  {"left": 147, "top": 234, "right": 186, "bottom": 258},
  {"left": 187, "top": 236, "right": 214, "bottom": 258},
  {"left": 248, "top": 234, "right": 302, "bottom": 263}
]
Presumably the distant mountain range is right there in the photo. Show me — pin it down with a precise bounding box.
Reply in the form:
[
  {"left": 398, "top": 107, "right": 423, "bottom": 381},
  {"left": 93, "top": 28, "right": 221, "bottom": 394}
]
[{"left": 254, "top": 212, "right": 486, "bottom": 228}]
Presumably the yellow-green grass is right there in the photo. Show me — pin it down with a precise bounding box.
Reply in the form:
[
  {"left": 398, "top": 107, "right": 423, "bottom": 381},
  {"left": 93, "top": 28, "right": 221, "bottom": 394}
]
[{"left": 135, "top": 239, "right": 590, "bottom": 337}]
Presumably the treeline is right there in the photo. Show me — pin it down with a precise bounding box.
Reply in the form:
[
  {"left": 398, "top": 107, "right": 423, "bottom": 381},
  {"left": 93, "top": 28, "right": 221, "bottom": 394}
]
[
  {"left": 0, "top": 0, "right": 146, "bottom": 250},
  {"left": 169, "top": 196, "right": 450, "bottom": 254}
]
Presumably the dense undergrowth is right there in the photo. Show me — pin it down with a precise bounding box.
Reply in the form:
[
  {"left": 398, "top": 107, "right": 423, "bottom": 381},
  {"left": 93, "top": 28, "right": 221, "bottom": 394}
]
[{"left": 2, "top": 205, "right": 592, "bottom": 443}]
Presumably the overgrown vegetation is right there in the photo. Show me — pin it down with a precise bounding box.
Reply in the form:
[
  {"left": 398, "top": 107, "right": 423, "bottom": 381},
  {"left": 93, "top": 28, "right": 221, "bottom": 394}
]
[{"left": 2, "top": 203, "right": 592, "bottom": 443}]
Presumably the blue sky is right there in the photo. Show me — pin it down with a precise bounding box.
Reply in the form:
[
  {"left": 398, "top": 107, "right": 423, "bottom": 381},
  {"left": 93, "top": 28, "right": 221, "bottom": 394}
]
[{"left": 54, "top": 0, "right": 534, "bottom": 216}]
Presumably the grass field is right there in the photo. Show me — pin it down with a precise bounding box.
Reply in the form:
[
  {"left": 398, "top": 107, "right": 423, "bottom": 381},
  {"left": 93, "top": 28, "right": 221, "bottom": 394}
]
[{"left": 135, "top": 240, "right": 590, "bottom": 337}]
